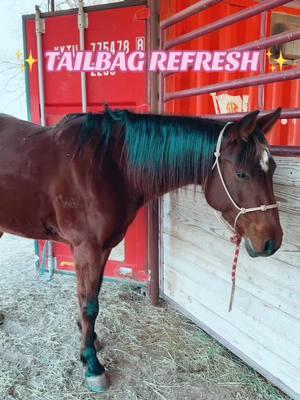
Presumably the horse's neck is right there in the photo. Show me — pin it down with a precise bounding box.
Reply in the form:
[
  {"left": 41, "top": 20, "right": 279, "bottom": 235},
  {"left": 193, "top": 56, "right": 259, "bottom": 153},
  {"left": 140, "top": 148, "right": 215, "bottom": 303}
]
[
  {"left": 144, "top": 171, "right": 204, "bottom": 201},
  {"left": 122, "top": 133, "right": 216, "bottom": 201},
  {"left": 107, "top": 112, "right": 221, "bottom": 202}
]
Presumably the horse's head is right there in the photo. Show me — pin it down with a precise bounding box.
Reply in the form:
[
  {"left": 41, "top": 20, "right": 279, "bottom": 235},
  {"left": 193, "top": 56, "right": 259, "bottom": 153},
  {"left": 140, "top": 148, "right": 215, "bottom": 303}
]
[{"left": 205, "top": 108, "right": 283, "bottom": 258}]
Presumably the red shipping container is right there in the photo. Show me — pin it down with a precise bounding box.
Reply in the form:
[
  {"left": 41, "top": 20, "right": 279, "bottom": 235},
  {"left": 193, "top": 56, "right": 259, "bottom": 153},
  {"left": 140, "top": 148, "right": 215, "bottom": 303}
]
[{"left": 23, "top": 1, "right": 149, "bottom": 282}]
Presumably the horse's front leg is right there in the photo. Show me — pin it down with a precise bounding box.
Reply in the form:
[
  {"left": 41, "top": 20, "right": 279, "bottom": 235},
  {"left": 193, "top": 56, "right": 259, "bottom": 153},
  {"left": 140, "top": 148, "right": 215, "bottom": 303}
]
[
  {"left": 76, "top": 318, "right": 102, "bottom": 351},
  {"left": 73, "top": 241, "right": 111, "bottom": 393}
]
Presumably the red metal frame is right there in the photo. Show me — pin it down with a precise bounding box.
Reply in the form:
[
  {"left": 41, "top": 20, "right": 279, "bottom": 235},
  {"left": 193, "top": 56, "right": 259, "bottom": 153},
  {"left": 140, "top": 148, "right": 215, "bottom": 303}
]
[
  {"left": 160, "top": 0, "right": 223, "bottom": 30},
  {"left": 160, "top": 0, "right": 300, "bottom": 117},
  {"left": 164, "top": 68, "right": 300, "bottom": 102},
  {"left": 162, "top": 0, "right": 292, "bottom": 50},
  {"left": 202, "top": 108, "right": 300, "bottom": 120},
  {"left": 159, "top": 0, "right": 300, "bottom": 138}
]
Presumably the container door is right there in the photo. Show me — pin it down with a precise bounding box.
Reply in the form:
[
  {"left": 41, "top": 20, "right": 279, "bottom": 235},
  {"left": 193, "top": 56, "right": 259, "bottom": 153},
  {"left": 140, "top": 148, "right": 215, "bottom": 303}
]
[{"left": 23, "top": 2, "right": 149, "bottom": 282}]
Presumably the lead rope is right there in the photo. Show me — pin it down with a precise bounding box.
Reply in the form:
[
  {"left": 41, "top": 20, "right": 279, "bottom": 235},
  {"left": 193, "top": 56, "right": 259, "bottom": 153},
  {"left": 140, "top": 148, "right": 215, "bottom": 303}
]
[
  {"left": 210, "top": 122, "right": 279, "bottom": 312},
  {"left": 214, "top": 209, "right": 241, "bottom": 312},
  {"left": 229, "top": 234, "right": 241, "bottom": 312}
]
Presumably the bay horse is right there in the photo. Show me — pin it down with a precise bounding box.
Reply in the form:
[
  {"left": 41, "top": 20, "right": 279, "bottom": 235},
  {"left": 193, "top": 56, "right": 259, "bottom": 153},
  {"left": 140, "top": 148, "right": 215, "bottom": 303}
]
[{"left": 0, "top": 107, "right": 282, "bottom": 392}]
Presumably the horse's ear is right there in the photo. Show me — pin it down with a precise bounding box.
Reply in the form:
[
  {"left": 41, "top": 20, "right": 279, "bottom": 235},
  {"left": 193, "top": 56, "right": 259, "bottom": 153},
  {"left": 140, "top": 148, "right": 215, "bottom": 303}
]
[
  {"left": 235, "top": 110, "right": 260, "bottom": 142},
  {"left": 256, "top": 107, "right": 281, "bottom": 134}
]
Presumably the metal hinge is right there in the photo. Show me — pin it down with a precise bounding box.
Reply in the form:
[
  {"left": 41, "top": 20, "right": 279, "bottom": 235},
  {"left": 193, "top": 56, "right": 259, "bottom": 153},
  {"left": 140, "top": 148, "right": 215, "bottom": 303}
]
[
  {"left": 78, "top": 0, "right": 88, "bottom": 30},
  {"left": 35, "top": 5, "right": 45, "bottom": 34}
]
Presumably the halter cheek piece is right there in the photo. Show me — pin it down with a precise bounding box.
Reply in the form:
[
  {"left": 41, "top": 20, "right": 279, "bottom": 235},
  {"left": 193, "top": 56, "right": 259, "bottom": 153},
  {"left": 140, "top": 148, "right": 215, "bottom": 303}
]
[
  {"left": 211, "top": 122, "right": 279, "bottom": 234},
  {"left": 211, "top": 122, "right": 280, "bottom": 312}
]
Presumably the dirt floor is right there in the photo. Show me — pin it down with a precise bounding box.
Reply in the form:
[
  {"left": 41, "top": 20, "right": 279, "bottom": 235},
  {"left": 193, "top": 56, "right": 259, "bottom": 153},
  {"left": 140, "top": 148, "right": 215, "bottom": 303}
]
[{"left": 0, "top": 234, "right": 290, "bottom": 400}]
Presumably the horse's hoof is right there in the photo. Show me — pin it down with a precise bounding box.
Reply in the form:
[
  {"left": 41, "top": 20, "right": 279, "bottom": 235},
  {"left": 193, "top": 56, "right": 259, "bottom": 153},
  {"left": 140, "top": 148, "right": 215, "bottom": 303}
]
[
  {"left": 86, "top": 373, "right": 109, "bottom": 393},
  {"left": 0, "top": 313, "right": 4, "bottom": 325}
]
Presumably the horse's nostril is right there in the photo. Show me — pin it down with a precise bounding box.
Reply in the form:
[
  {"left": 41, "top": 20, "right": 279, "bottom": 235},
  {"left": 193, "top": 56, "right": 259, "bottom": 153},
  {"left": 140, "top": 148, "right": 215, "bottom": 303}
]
[{"left": 264, "top": 239, "right": 276, "bottom": 255}]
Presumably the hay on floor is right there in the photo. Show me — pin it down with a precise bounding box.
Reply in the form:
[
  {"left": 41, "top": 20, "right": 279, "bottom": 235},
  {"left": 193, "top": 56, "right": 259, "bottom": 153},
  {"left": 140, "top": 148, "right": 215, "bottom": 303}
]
[{"left": 0, "top": 235, "right": 289, "bottom": 400}]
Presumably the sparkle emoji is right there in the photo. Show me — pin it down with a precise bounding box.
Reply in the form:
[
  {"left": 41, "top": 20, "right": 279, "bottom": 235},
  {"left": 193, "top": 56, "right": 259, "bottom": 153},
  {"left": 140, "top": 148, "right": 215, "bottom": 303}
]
[
  {"left": 25, "top": 50, "right": 38, "bottom": 72},
  {"left": 16, "top": 49, "right": 22, "bottom": 62},
  {"left": 275, "top": 50, "right": 287, "bottom": 71}
]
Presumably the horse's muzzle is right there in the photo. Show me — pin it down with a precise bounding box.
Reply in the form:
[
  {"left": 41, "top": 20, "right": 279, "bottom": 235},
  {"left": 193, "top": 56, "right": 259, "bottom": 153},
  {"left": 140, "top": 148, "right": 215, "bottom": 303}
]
[{"left": 245, "top": 238, "right": 278, "bottom": 258}]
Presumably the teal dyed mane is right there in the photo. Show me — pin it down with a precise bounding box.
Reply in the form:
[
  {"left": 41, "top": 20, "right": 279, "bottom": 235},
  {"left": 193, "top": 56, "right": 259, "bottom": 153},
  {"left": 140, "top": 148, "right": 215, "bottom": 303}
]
[{"left": 68, "top": 109, "right": 225, "bottom": 194}]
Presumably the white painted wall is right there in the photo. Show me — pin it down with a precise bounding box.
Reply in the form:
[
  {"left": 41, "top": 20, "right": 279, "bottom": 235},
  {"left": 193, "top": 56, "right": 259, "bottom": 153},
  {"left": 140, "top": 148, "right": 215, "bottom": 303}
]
[{"left": 162, "top": 157, "right": 300, "bottom": 400}]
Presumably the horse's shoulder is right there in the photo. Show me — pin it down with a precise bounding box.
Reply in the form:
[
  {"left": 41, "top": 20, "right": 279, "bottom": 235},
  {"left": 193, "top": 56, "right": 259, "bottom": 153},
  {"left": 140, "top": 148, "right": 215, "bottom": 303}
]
[
  {"left": 0, "top": 115, "right": 49, "bottom": 141},
  {"left": 0, "top": 113, "right": 37, "bottom": 127}
]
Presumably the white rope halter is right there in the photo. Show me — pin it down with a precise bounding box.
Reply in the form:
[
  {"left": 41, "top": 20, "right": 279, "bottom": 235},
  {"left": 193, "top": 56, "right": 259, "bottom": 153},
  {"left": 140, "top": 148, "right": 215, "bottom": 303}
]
[{"left": 212, "top": 122, "right": 279, "bottom": 234}]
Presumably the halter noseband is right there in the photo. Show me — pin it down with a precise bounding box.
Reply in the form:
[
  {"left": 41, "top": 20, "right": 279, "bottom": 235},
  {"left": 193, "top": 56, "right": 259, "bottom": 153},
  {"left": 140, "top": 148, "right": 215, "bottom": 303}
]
[{"left": 212, "top": 122, "right": 279, "bottom": 234}]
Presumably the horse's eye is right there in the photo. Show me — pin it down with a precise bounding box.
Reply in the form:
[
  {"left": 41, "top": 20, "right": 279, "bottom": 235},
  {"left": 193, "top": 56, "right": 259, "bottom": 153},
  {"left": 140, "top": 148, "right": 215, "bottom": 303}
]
[{"left": 236, "top": 170, "right": 250, "bottom": 180}]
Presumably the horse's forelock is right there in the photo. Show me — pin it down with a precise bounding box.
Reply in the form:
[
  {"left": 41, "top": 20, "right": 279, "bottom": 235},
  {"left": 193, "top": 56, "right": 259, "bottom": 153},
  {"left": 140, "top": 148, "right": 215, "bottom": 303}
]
[{"left": 236, "top": 129, "right": 268, "bottom": 169}]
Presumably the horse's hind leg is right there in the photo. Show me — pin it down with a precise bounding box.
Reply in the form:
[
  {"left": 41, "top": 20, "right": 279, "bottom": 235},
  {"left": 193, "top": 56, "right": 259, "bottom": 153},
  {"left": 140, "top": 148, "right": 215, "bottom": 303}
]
[{"left": 73, "top": 241, "right": 111, "bottom": 393}]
